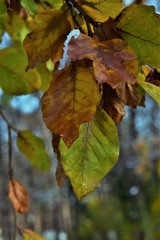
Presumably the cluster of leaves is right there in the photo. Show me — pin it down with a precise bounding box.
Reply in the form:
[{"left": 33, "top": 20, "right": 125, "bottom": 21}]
[{"left": 0, "top": 0, "right": 160, "bottom": 238}]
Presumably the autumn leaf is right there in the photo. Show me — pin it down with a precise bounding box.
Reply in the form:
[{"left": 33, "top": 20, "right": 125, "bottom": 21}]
[
  {"left": 59, "top": 106, "right": 119, "bottom": 200},
  {"left": 22, "top": 229, "right": 47, "bottom": 240},
  {"left": 52, "top": 134, "right": 68, "bottom": 187},
  {"left": 23, "top": 9, "right": 71, "bottom": 69},
  {"left": 138, "top": 73, "right": 160, "bottom": 106},
  {"left": 80, "top": 0, "right": 122, "bottom": 22},
  {"left": 116, "top": 82, "right": 145, "bottom": 108},
  {"left": 42, "top": 64, "right": 101, "bottom": 147},
  {"left": 68, "top": 33, "right": 138, "bottom": 88},
  {"left": 0, "top": 47, "right": 41, "bottom": 95},
  {"left": 17, "top": 130, "right": 50, "bottom": 171},
  {"left": 102, "top": 83, "right": 125, "bottom": 124},
  {"left": 116, "top": 4, "right": 160, "bottom": 69},
  {"left": 94, "top": 17, "right": 121, "bottom": 41},
  {"left": 8, "top": 179, "right": 29, "bottom": 213},
  {"left": 56, "top": 162, "right": 68, "bottom": 188}
]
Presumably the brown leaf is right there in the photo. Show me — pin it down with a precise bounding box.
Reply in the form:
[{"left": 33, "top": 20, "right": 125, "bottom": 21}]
[
  {"left": 8, "top": 179, "right": 29, "bottom": 213},
  {"left": 56, "top": 162, "right": 68, "bottom": 188},
  {"left": 94, "top": 17, "right": 121, "bottom": 41},
  {"left": 116, "top": 82, "right": 144, "bottom": 108},
  {"left": 23, "top": 9, "right": 71, "bottom": 69},
  {"left": 42, "top": 63, "right": 101, "bottom": 147},
  {"left": 52, "top": 134, "right": 68, "bottom": 187},
  {"left": 102, "top": 83, "right": 125, "bottom": 124},
  {"left": 146, "top": 68, "right": 160, "bottom": 86},
  {"left": 68, "top": 33, "right": 138, "bottom": 88}
]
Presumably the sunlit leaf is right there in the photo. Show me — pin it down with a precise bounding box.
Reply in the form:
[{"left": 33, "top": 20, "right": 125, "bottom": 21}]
[
  {"left": 22, "top": 229, "right": 47, "bottom": 240},
  {"left": 138, "top": 73, "right": 160, "bottom": 106},
  {"left": 23, "top": 9, "right": 71, "bottom": 69},
  {"left": 59, "top": 106, "right": 119, "bottom": 200},
  {"left": 80, "top": 0, "right": 122, "bottom": 21},
  {"left": 8, "top": 179, "right": 29, "bottom": 213},
  {"left": 68, "top": 33, "right": 138, "bottom": 88},
  {"left": 102, "top": 83, "right": 125, "bottom": 124},
  {"left": 42, "top": 64, "right": 101, "bottom": 147},
  {"left": 17, "top": 130, "right": 50, "bottom": 171},
  {"left": 0, "top": 47, "right": 41, "bottom": 95},
  {"left": 36, "top": 63, "right": 52, "bottom": 92},
  {"left": 116, "top": 4, "right": 160, "bottom": 69}
]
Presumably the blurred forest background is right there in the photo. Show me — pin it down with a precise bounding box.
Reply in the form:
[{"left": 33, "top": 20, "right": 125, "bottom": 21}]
[{"left": 0, "top": 0, "right": 160, "bottom": 240}]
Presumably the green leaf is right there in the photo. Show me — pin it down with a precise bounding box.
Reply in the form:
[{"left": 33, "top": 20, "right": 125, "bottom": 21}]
[
  {"left": 5, "top": 13, "right": 30, "bottom": 43},
  {"left": 0, "top": 47, "right": 41, "bottom": 95},
  {"left": 36, "top": 63, "right": 52, "bottom": 92},
  {"left": 0, "top": 0, "right": 6, "bottom": 13},
  {"left": 116, "top": 4, "right": 160, "bottom": 69},
  {"left": 20, "top": 0, "right": 38, "bottom": 16},
  {"left": 59, "top": 106, "right": 119, "bottom": 200},
  {"left": 17, "top": 130, "right": 50, "bottom": 171},
  {"left": 0, "top": 0, "right": 7, "bottom": 42},
  {"left": 22, "top": 229, "right": 47, "bottom": 240},
  {"left": 137, "top": 73, "right": 160, "bottom": 106},
  {"left": 80, "top": 0, "right": 122, "bottom": 22}
]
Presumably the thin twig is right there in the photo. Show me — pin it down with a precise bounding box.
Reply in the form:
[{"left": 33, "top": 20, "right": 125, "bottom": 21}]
[
  {"left": 65, "top": 0, "right": 98, "bottom": 36},
  {"left": 11, "top": 204, "right": 17, "bottom": 240},
  {"left": 8, "top": 125, "right": 13, "bottom": 180},
  {"left": 0, "top": 109, "right": 18, "bottom": 132}
]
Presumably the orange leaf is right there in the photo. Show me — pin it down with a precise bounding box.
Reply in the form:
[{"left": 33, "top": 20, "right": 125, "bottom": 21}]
[
  {"left": 42, "top": 63, "right": 101, "bottom": 147},
  {"left": 23, "top": 9, "right": 71, "bottom": 69},
  {"left": 68, "top": 33, "right": 138, "bottom": 88},
  {"left": 8, "top": 179, "right": 29, "bottom": 213}
]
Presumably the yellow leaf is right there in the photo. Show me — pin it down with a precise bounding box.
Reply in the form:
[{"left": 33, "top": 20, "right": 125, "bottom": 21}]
[{"left": 23, "top": 9, "right": 71, "bottom": 69}]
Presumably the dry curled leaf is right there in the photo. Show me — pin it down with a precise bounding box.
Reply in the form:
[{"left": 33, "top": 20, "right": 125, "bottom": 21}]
[
  {"left": 68, "top": 33, "right": 138, "bottom": 88},
  {"left": 8, "top": 179, "right": 29, "bottom": 213}
]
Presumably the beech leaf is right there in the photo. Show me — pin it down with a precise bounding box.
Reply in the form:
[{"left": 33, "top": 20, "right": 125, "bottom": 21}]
[
  {"left": 22, "top": 229, "right": 47, "bottom": 240},
  {"left": 8, "top": 179, "right": 29, "bottom": 213},
  {"left": 138, "top": 73, "right": 160, "bottom": 106},
  {"left": 116, "top": 82, "right": 144, "bottom": 108},
  {"left": 68, "top": 33, "right": 138, "bottom": 88},
  {"left": 17, "top": 130, "right": 50, "bottom": 171},
  {"left": 0, "top": 47, "right": 41, "bottom": 95},
  {"left": 42, "top": 64, "right": 101, "bottom": 147},
  {"left": 102, "top": 83, "right": 125, "bottom": 124},
  {"left": 116, "top": 4, "right": 160, "bottom": 69},
  {"left": 80, "top": 0, "right": 122, "bottom": 21},
  {"left": 23, "top": 9, "right": 71, "bottom": 69},
  {"left": 59, "top": 106, "right": 119, "bottom": 200}
]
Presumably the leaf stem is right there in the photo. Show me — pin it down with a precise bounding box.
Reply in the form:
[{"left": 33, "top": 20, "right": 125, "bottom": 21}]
[
  {"left": 11, "top": 204, "right": 17, "bottom": 240},
  {"left": 0, "top": 109, "right": 18, "bottom": 133},
  {"left": 65, "top": 0, "right": 98, "bottom": 36},
  {"left": 0, "top": 109, "right": 17, "bottom": 179}
]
